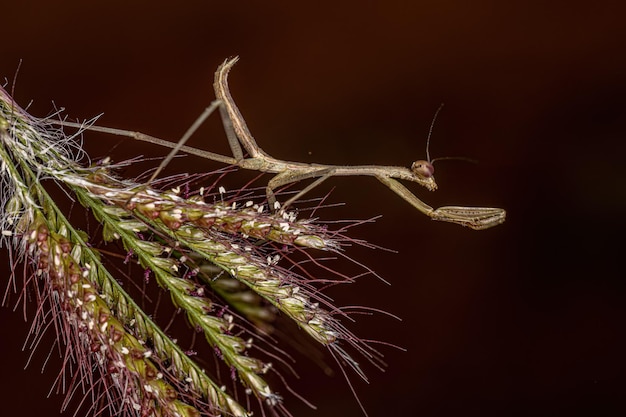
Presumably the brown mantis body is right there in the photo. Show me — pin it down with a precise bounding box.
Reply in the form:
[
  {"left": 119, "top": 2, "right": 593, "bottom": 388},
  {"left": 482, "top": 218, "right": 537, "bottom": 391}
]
[{"left": 56, "top": 57, "right": 505, "bottom": 230}]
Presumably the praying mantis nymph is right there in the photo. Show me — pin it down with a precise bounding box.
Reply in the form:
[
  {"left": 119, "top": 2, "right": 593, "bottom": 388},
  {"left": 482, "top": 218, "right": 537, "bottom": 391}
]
[{"left": 54, "top": 57, "right": 506, "bottom": 230}]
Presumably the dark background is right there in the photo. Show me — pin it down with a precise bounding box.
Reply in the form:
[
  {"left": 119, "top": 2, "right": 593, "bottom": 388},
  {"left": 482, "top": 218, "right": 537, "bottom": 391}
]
[{"left": 1, "top": 1, "right": 625, "bottom": 416}]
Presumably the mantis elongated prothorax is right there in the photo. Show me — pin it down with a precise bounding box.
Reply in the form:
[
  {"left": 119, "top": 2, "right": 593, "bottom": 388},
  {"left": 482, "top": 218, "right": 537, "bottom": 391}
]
[{"left": 55, "top": 57, "right": 506, "bottom": 230}]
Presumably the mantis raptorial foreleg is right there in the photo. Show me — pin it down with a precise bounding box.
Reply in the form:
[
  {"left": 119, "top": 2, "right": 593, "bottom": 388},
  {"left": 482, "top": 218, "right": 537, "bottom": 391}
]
[
  {"left": 52, "top": 57, "right": 506, "bottom": 230},
  {"left": 376, "top": 176, "right": 505, "bottom": 230}
]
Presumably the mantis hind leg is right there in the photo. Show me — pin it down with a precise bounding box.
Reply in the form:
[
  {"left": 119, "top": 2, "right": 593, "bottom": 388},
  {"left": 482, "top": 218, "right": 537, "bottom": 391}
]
[
  {"left": 267, "top": 168, "right": 335, "bottom": 211},
  {"left": 218, "top": 103, "right": 245, "bottom": 161},
  {"left": 147, "top": 99, "right": 222, "bottom": 184}
]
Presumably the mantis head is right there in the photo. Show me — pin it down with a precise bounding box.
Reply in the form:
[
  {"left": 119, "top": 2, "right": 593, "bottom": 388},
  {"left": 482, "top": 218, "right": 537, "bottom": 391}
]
[
  {"left": 411, "top": 159, "right": 435, "bottom": 178},
  {"left": 406, "top": 159, "right": 437, "bottom": 191}
]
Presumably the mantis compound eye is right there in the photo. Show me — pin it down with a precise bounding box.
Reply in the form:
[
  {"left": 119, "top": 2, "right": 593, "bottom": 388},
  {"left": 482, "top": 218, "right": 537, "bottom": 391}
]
[{"left": 411, "top": 160, "right": 435, "bottom": 178}]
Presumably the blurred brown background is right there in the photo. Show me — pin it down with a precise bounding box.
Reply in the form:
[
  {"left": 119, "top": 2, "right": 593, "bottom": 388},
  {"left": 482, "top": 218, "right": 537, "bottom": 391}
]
[{"left": 1, "top": 1, "right": 625, "bottom": 416}]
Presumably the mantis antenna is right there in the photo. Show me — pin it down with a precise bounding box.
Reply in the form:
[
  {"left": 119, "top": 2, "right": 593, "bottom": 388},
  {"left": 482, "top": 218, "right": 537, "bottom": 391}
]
[
  {"left": 412, "top": 103, "right": 479, "bottom": 177},
  {"left": 426, "top": 102, "right": 444, "bottom": 164},
  {"left": 52, "top": 57, "right": 506, "bottom": 230}
]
